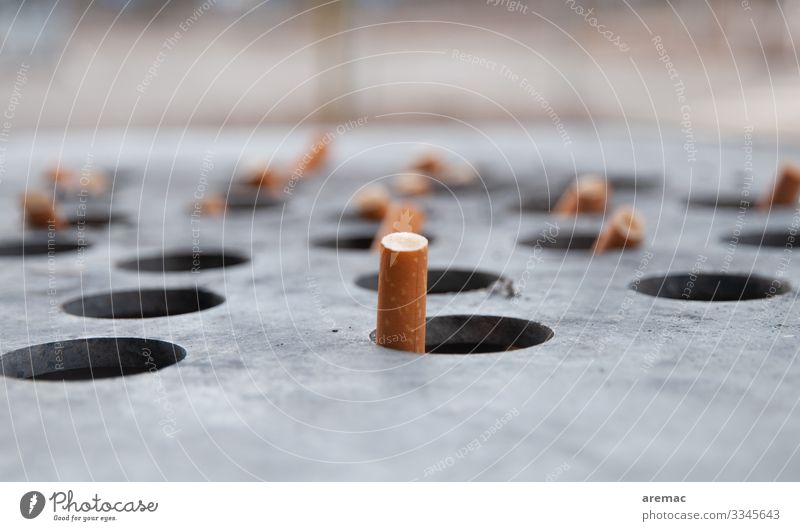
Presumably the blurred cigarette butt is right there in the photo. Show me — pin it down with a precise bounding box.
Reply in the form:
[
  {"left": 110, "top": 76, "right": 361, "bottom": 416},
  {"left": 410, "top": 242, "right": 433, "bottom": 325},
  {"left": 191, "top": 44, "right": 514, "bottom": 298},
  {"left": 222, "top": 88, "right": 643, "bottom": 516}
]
[
  {"left": 371, "top": 202, "right": 425, "bottom": 251},
  {"left": 197, "top": 195, "right": 226, "bottom": 217},
  {"left": 393, "top": 172, "right": 431, "bottom": 196},
  {"left": 22, "top": 191, "right": 65, "bottom": 230},
  {"left": 83, "top": 171, "right": 108, "bottom": 195},
  {"left": 45, "top": 164, "right": 74, "bottom": 185},
  {"left": 593, "top": 207, "right": 644, "bottom": 253},
  {"left": 759, "top": 163, "right": 800, "bottom": 208},
  {"left": 443, "top": 162, "right": 479, "bottom": 187},
  {"left": 553, "top": 175, "right": 609, "bottom": 215},
  {"left": 376, "top": 232, "right": 428, "bottom": 353},
  {"left": 410, "top": 151, "right": 444, "bottom": 175},
  {"left": 355, "top": 184, "right": 390, "bottom": 221},
  {"left": 243, "top": 165, "right": 277, "bottom": 188}
]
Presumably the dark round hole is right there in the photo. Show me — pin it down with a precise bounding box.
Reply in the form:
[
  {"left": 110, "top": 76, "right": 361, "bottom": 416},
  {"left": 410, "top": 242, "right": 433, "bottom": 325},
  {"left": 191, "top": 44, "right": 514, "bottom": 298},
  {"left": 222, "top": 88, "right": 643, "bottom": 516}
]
[
  {"left": 66, "top": 212, "right": 127, "bottom": 227},
  {"left": 0, "top": 234, "right": 90, "bottom": 257},
  {"left": 733, "top": 230, "right": 799, "bottom": 248},
  {"left": 687, "top": 194, "right": 752, "bottom": 209},
  {"left": 0, "top": 337, "right": 186, "bottom": 381},
  {"left": 330, "top": 210, "right": 382, "bottom": 225},
  {"left": 60, "top": 201, "right": 126, "bottom": 227},
  {"left": 225, "top": 185, "right": 285, "bottom": 210},
  {"left": 62, "top": 287, "right": 225, "bottom": 318},
  {"left": 355, "top": 268, "right": 504, "bottom": 294},
  {"left": 369, "top": 315, "right": 553, "bottom": 354},
  {"left": 519, "top": 231, "right": 598, "bottom": 251},
  {"left": 513, "top": 195, "right": 558, "bottom": 213},
  {"left": 118, "top": 251, "right": 249, "bottom": 272},
  {"left": 633, "top": 273, "right": 790, "bottom": 301},
  {"left": 605, "top": 173, "right": 660, "bottom": 191},
  {"left": 314, "top": 232, "right": 435, "bottom": 251}
]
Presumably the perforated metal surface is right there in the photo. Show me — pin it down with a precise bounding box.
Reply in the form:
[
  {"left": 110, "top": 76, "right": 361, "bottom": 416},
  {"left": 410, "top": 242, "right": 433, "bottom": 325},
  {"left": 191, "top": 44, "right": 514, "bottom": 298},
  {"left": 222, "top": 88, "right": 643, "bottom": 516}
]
[{"left": 0, "top": 125, "right": 797, "bottom": 481}]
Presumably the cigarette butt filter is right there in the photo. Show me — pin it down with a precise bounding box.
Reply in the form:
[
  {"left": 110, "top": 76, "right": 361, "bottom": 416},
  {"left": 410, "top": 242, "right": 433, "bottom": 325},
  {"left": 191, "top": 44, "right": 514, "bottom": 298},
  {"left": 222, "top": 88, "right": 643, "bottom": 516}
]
[
  {"left": 376, "top": 232, "right": 428, "bottom": 353},
  {"left": 593, "top": 207, "right": 644, "bottom": 253},
  {"left": 553, "top": 175, "right": 609, "bottom": 215}
]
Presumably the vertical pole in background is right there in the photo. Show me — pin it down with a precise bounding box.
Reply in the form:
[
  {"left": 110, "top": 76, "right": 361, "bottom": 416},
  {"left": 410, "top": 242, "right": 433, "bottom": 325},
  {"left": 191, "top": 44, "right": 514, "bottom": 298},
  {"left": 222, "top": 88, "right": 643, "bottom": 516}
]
[{"left": 308, "top": 0, "right": 351, "bottom": 123}]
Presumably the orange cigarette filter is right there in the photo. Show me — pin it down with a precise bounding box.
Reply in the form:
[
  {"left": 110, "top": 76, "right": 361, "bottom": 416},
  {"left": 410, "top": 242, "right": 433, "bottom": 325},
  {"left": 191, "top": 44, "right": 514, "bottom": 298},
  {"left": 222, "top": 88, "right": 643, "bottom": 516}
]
[
  {"left": 45, "top": 164, "right": 75, "bottom": 185},
  {"left": 243, "top": 164, "right": 279, "bottom": 188},
  {"left": 593, "top": 206, "right": 644, "bottom": 253},
  {"left": 371, "top": 202, "right": 425, "bottom": 252},
  {"left": 376, "top": 232, "right": 428, "bottom": 353},
  {"left": 355, "top": 184, "right": 391, "bottom": 221},
  {"left": 410, "top": 150, "right": 445, "bottom": 176},
  {"left": 759, "top": 162, "right": 800, "bottom": 208},
  {"left": 196, "top": 194, "right": 226, "bottom": 217},
  {"left": 83, "top": 170, "right": 109, "bottom": 195},
  {"left": 552, "top": 175, "right": 609, "bottom": 215},
  {"left": 21, "top": 191, "right": 65, "bottom": 230}
]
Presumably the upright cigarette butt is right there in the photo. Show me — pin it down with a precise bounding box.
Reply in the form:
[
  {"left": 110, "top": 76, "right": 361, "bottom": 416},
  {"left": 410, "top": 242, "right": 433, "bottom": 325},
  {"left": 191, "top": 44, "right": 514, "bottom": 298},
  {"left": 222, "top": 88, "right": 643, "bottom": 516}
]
[
  {"left": 376, "top": 232, "right": 428, "bottom": 353},
  {"left": 355, "top": 184, "right": 390, "bottom": 221},
  {"left": 593, "top": 207, "right": 644, "bottom": 253},
  {"left": 759, "top": 163, "right": 800, "bottom": 208},
  {"left": 371, "top": 202, "right": 425, "bottom": 251},
  {"left": 553, "top": 175, "right": 609, "bottom": 215},
  {"left": 21, "top": 191, "right": 65, "bottom": 230}
]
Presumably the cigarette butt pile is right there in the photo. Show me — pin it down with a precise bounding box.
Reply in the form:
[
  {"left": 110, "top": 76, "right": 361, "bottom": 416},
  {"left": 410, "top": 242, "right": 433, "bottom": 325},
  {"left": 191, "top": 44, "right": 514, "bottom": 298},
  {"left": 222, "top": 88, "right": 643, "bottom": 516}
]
[
  {"left": 759, "top": 163, "right": 800, "bottom": 208},
  {"left": 553, "top": 175, "right": 609, "bottom": 215},
  {"left": 593, "top": 207, "right": 644, "bottom": 253},
  {"left": 376, "top": 232, "right": 428, "bottom": 353}
]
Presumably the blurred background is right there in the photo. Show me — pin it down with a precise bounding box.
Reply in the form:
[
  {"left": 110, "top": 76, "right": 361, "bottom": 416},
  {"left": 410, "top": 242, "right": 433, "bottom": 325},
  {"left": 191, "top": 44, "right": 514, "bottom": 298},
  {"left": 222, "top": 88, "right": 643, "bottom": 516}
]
[{"left": 0, "top": 0, "right": 799, "bottom": 135}]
